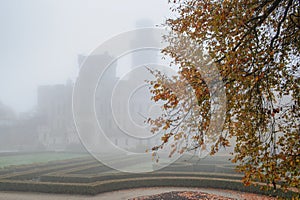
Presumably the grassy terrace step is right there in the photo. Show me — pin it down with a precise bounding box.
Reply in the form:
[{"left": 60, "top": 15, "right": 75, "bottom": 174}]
[
  {"left": 0, "top": 156, "right": 92, "bottom": 176},
  {"left": 44, "top": 163, "right": 113, "bottom": 177},
  {"left": 0, "top": 152, "right": 89, "bottom": 168},
  {"left": 0, "top": 159, "right": 98, "bottom": 180},
  {"left": 58, "top": 160, "right": 237, "bottom": 175},
  {"left": 0, "top": 176, "right": 298, "bottom": 198},
  {"left": 157, "top": 163, "right": 237, "bottom": 174},
  {"left": 34, "top": 154, "right": 167, "bottom": 178}
]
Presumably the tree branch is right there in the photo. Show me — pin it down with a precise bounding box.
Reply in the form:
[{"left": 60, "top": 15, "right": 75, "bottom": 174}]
[{"left": 270, "top": 0, "right": 293, "bottom": 48}]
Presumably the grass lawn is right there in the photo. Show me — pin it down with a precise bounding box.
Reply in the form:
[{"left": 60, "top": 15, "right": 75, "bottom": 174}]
[{"left": 0, "top": 152, "right": 88, "bottom": 168}]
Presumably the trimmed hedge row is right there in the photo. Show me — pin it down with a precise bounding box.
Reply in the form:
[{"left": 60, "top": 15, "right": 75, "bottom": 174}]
[
  {"left": 92, "top": 176, "right": 299, "bottom": 198},
  {"left": 0, "top": 180, "right": 93, "bottom": 195},
  {"left": 0, "top": 176, "right": 298, "bottom": 198},
  {"left": 40, "top": 171, "right": 243, "bottom": 183},
  {"left": 0, "top": 155, "right": 298, "bottom": 198}
]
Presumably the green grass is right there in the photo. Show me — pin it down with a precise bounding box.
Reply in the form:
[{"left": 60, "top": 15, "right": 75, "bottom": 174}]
[{"left": 0, "top": 152, "right": 88, "bottom": 168}]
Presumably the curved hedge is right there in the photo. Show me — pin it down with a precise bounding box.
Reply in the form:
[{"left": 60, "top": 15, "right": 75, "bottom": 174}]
[
  {"left": 0, "top": 176, "right": 298, "bottom": 198},
  {"left": 0, "top": 155, "right": 299, "bottom": 198}
]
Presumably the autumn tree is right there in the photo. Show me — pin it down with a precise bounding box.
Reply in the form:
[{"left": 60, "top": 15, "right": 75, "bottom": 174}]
[{"left": 148, "top": 0, "right": 300, "bottom": 191}]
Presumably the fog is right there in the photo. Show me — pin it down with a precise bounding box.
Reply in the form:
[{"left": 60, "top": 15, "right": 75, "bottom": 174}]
[
  {"left": 0, "top": 0, "right": 171, "bottom": 113},
  {"left": 0, "top": 0, "right": 173, "bottom": 154}
]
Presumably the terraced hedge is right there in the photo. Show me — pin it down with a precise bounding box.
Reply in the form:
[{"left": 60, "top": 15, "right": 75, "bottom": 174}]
[
  {"left": 0, "top": 155, "right": 298, "bottom": 199},
  {"left": 0, "top": 175, "right": 298, "bottom": 198}
]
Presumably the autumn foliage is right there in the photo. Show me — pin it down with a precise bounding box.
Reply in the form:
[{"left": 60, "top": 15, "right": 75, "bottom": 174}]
[{"left": 148, "top": 0, "right": 300, "bottom": 191}]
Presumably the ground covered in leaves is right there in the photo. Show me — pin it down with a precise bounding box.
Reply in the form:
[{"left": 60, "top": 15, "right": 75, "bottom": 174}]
[
  {"left": 130, "top": 191, "right": 235, "bottom": 200},
  {"left": 129, "top": 190, "right": 278, "bottom": 200}
]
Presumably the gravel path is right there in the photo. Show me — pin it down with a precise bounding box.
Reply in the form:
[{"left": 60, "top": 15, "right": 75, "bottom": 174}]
[{"left": 0, "top": 187, "right": 277, "bottom": 200}]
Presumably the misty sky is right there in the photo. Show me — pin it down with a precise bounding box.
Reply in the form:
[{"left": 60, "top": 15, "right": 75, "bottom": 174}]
[{"left": 0, "top": 0, "right": 171, "bottom": 113}]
